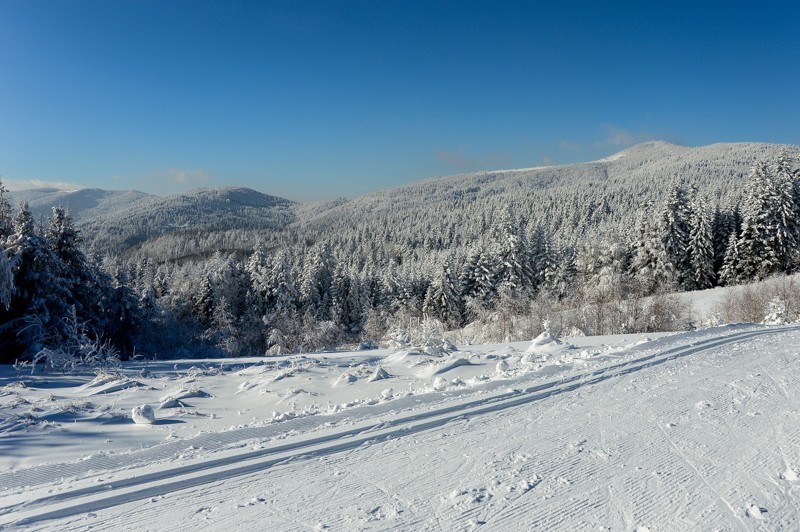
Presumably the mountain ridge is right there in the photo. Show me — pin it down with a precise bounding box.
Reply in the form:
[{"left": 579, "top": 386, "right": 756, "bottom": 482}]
[{"left": 6, "top": 141, "right": 798, "bottom": 261}]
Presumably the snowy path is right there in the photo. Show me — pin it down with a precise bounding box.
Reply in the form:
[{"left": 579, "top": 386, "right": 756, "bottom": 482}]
[{"left": 3, "top": 326, "right": 800, "bottom": 529}]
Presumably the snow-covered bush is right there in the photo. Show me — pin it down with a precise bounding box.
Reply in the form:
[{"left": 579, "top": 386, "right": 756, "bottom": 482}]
[
  {"left": 384, "top": 315, "right": 456, "bottom": 354},
  {"left": 715, "top": 274, "right": 800, "bottom": 325},
  {"left": 31, "top": 313, "right": 120, "bottom": 373}
]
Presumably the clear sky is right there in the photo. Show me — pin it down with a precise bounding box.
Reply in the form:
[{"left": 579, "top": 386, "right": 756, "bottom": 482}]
[{"left": 1, "top": 1, "right": 799, "bottom": 201}]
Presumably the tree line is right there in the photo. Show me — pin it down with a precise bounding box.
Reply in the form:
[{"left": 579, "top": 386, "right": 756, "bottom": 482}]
[{"left": 0, "top": 152, "right": 798, "bottom": 362}]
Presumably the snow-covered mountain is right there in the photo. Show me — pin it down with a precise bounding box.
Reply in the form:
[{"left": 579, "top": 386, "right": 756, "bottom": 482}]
[
  {"left": 8, "top": 141, "right": 797, "bottom": 261},
  {"left": 78, "top": 187, "right": 298, "bottom": 256},
  {"left": 296, "top": 141, "right": 797, "bottom": 245},
  {"left": 6, "top": 187, "right": 155, "bottom": 222},
  {"left": 9, "top": 186, "right": 298, "bottom": 259}
]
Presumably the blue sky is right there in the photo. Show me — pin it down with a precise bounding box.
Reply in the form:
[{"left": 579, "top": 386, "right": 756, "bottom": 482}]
[{"left": 1, "top": 1, "right": 798, "bottom": 201}]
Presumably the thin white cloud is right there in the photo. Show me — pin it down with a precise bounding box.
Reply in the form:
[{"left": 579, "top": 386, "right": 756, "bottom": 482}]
[
  {"left": 592, "top": 125, "right": 639, "bottom": 149},
  {"left": 163, "top": 168, "right": 212, "bottom": 186},
  {"left": 2, "top": 178, "right": 84, "bottom": 191}
]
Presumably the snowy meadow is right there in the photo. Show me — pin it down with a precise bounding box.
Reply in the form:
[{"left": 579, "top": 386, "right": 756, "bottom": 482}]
[{"left": 2, "top": 319, "right": 800, "bottom": 529}]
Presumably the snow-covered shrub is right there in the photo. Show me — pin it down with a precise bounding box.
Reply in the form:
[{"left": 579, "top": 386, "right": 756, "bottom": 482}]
[
  {"left": 764, "top": 298, "right": 787, "bottom": 325},
  {"left": 383, "top": 315, "right": 456, "bottom": 354},
  {"left": 716, "top": 282, "right": 770, "bottom": 324},
  {"left": 31, "top": 313, "right": 120, "bottom": 373},
  {"left": 715, "top": 274, "right": 800, "bottom": 325},
  {"left": 643, "top": 292, "right": 689, "bottom": 332}
]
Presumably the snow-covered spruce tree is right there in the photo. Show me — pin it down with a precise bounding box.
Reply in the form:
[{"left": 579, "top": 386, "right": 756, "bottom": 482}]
[
  {"left": 711, "top": 204, "right": 740, "bottom": 277},
  {"left": 736, "top": 159, "right": 798, "bottom": 280},
  {"left": 236, "top": 248, "right": 273, "bottom": 354},
  {"left": 46, "top": 207, "right": 107, "bottom": 328},
  {"left": 687, "top": 194, "right": 715, "bottom": 289},
  {"left": 547, "top": 245, "right": 576, "bottom": 300},
  {"left": 331, "top": 266, "right": 368, "bottom": 336},
  {"left": 775, "top": 151, "right": 800, "bottom": 264},
  {"left": 422, "top": 256, "right": 464, "bottom": 328},
  {"left": 264, "top": 251, "right": 301, "bottom": 355},
  {"left": 628, "top": 201, "right": 672, "bottom": 294},
  {"left": 0, "top": 179, "right": 13, "bottom": 243},
  {"left": 659, "top": 185, "right": 692, "bottom": 289},
  {"left": 1, "top": 203, "right": 72, "bottom": 360},
  {"left": 529, "top": 224, "right": 559, "bottom": 293},
  {"left": 0, "top": 242, "right": 13, "bottom": 310},
  {"left": 493, "top": 208, "right": 533, "bottom": 295},
  {"left": 470, "top": 247, "right": 500, "bottom": 307},
  {"left": 719, "top": 233, "right": 742, "bottom": 286},
  {"left": 209, "top": 254, "right": 249, "bottom": 321},
  {"left": 193, "top": 274, "right": 215, "bottom": 328},
  {"left": 300, "top": 241, "right": 335, "bottom": 321},
  {"left": 201, "top": 295, "right": 240, "bottom": 356},
  {"left": 101, "top": 265, "right": 144, "bottom": 357},
  {"left": 459, "top": 248, "right": 482, "bottom": 301}
]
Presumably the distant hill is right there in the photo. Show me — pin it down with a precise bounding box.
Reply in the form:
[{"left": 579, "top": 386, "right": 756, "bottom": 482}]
[
  {"left": 9, "top": 186, "right": 297, "bottom": 260},
  {"left": 7, "top": 188, "right": 155, "bottom": 223}
]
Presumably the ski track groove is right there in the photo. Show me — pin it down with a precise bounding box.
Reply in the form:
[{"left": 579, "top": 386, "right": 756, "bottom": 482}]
[{"left": 2, "top": 326, "right": 797, "bottom": 528}]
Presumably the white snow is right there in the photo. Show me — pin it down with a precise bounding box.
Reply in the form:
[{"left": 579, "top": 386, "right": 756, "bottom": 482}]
[
  {"left": 2, "top": 324, "right": 800, "bottom": 529},
  {"left": 131, "top": 405, "right": 156, "bottom": 425}
]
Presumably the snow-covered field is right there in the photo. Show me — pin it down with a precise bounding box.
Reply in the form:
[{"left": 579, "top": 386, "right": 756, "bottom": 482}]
[{"left": 3, "top": 323, "right": 800, "bottom": 530}]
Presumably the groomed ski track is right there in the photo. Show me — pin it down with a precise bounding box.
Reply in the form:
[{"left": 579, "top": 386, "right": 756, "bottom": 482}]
[{"left": 2, "top": 325, "right": 799, "bottom": 530}]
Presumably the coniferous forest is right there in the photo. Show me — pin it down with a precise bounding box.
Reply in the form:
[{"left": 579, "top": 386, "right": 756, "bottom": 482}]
[{"left": 1, "top": 145, "right": 799, "bottom": 364}]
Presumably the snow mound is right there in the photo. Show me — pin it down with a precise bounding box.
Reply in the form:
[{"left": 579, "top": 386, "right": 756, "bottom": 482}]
[
  {"left": 367, "top": 367, "right": 393, "bottom": 382},
  {"left": 420, "top": 357, "right": 476, "bottom": 378},
  {"left": 235, "top": 364, "right": 268, "bottom": 376},
  {"left": 159, "top": 387, "right": 212, "bottom": 409},
  {"left": 526, "top": 331, "right": 562, "bottom": 351},
  {"left": 746, "top": 503, "right": 764, "bottom": 519},
  {"left": 384, "top": 351, "right": 432, "bottom": 366},
  {"left": 333, "top": 373, "right": 357, "bottom": 387},
  {"left": 79, "top": 374, "right": 143, "bottom": 395},
  {"left": 131, "top": 405, "right": 155, "bottom": 425},
  {"left": 0, "top": 413, "right": 39, "bottom": 433},
  {"left": 525, "top": 331, "right": 575, "bottom": 356}
]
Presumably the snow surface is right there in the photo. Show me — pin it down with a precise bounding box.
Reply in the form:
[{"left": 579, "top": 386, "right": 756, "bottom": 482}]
[{"left": 2, "top": 324, "right": 800, "bottom": 530}]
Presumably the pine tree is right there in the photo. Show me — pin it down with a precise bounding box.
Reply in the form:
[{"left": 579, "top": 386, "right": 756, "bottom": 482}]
[
  {"left": 102, "top": 266, "right": 143, "bottom": 357},
  {"left": 0, "top": 179, "right": 13, "bottom": 242},
  {"left": 2, "top": 203, "right": 72, "bottom": 359},
  {"left": 0, "top": 243, "right": 13, "bottom": 310},
  {"left": 194, "top": 274, "right": 215, "bottom": 327},
  {"left": 719, "top": 232, "right": 741, "bottom": 285},
  {"left": 300, "top": 242, "right": 335, "bottom": 321},
  {"left": 659, "top": 185, "right": 692, "bottom": 288},
  {"left": 736, "top": 159, "right": 798, "bottom": 279},
  {"left": 687, "top": 195, "right": 715, "bottom": 289},
  {"left": 493, "top": 209, "right": 533, "bottom": 293},
  {"left": 264, "top": 251, "right": 301, "bottom": 354},
  {"left": 46, "top": 207, "right": 102, "bottom": 325},
  {"left": 423, "top": 256, "right": 464, "bottom": 327},
  {"left": 628, "top": 201, "right": 674, "bottom": 293},
  {"left": 531, "top": 226, "right": 559, "bottom": 292}
]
